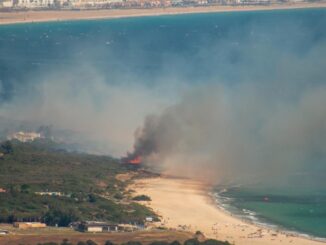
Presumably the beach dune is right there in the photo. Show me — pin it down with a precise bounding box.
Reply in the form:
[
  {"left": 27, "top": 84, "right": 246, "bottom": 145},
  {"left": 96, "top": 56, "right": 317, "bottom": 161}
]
[{"left": 132, "top": 177, "right": 325, "bottom": 245}]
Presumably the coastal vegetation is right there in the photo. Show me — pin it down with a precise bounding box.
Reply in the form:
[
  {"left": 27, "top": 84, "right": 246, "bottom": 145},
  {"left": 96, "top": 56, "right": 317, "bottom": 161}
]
[
  {"left": 23, "top": 238, "right": 231, "bottom": 245},
  {"left": 132, "top": 195, "right": 151, "bottom": 201},
  {"left": 0, "top": 140, "right": 155, "bottom": 225}
]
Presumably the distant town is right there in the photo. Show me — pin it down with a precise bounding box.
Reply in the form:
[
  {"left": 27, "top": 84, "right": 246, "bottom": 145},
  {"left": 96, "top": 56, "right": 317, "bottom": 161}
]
[{"left": 0, "top": 0, "right": 320, "bottom": 12}]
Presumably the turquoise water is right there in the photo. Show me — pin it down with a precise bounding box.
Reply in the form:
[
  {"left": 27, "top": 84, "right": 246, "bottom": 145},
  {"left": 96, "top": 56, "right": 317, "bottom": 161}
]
[
  {"left": 217, "top": 187, "right": 326, "bottom": 238},
  {"left": 1, "top": 8, "right": 326, "bottom": 236},
  {"left": 1, "top": 9, "right": 326, "bottom": 101}
]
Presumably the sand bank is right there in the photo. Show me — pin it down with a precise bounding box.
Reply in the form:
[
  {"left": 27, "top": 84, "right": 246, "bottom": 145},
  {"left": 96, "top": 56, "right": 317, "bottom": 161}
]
[
  {"left": 132, "top": 176, "right": 325, "bottom": 245},
  {"left": 1, "top": 3, "right": 326, "bottom": 25}
]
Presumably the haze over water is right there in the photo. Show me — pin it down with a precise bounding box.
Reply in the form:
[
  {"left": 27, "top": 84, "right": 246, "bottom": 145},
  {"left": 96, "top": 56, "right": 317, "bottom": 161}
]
[{"left": 0, "top": 8, "right": 326, "bottom": 237}]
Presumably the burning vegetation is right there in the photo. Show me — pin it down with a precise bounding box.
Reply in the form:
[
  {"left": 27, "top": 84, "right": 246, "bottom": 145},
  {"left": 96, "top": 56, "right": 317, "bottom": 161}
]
[
  {"left": 121, "top": 154, "right": 142, "bottom": 165},
  {"left": 128, "top": 155, "right": 142, "bottom": 164},
  {"left": 121, "top": 115, "right": 160, "bottom": 167}
]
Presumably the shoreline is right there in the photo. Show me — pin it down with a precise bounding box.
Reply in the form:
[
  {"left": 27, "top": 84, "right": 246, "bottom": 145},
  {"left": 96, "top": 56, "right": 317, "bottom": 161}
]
[
  {"left": 0, "top": 3, "right": 326, "bottom": 25},
  {"left": 131, "top": 176, "right": 326, "bottom": 245},
  {"left": 211, "top": 191, "right": 326, "bottom": 243}
]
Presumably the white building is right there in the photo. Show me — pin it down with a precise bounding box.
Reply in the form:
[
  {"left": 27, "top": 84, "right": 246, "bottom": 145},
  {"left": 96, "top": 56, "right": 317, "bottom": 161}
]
[
  {"left": 35, "top": 191, "right": 63, "bottom": 196},
  {"left": 79, "top": 221, "right": 120, "bottom": 232},
  {"left": 1, "top": 0, "right": 13, "bottom": 7},
  {"left": 0, "top": 230, "right": 9, "bottom": 235},
  {"left": 8, "top": 131, "right": 41, "bottom": 142},
  {"left": 145, "top": 216, "right": 153, "bottom": 222},
  {"left": 16, "top": 0, "right": 54, "bottom": 8}
]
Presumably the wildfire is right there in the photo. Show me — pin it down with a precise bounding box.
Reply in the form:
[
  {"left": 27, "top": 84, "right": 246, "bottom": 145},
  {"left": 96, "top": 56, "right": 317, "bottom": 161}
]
[{"left": 128, "top": 155, "right": 142, "bottom": 164}]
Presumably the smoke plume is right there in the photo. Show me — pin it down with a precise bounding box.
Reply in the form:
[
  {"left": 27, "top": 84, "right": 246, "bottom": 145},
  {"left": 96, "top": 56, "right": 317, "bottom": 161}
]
[
  {"left": 0, "top": 10, "right": 326, "bottom": 187},
  {"left": 130, "top": 83, "right": 326, "bottom": 186}
]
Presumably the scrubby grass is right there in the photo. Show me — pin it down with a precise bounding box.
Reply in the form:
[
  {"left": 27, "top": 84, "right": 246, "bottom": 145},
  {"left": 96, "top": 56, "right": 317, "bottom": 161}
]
[
  {"left": 132, "top": 195, "right": 151, "bottom": 201},
  {"left": 0, "top": 140, "right": 156, "bottom": 225}
]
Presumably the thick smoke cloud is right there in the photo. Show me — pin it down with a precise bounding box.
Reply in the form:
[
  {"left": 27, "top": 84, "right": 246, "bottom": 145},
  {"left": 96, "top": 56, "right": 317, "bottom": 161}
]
[
  {"left": 0, "top": 11, "right": 325, "bottom": 187},
  {"left": 132, "top": 83, "right": 326, "bottom": 187},
  {"left": 128, "top": 15, "right": 326, "bottom": 186}
]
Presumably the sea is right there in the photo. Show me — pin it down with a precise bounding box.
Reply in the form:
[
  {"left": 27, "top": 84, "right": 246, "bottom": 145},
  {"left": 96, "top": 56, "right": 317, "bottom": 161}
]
[
  {"left": 1, "top": 7, "right": 326, "bottom": 238},
  {"left": 214, "top": 185, "right": 326, "bottom": 240}
]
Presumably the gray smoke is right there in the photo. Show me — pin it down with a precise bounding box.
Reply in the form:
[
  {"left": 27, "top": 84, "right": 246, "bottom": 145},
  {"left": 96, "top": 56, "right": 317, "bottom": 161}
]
[
  {"left": 131, "top": 82, "right": 326, "bottom": 187},
  {"left": 1, "top": 12, "right": 326, "bottom": 188},
  {"left": 0, "top": 66, "right": 174, "bottom": 155},
  {"left": 123, "top": 13, "right": 326, "bottom": 187}
]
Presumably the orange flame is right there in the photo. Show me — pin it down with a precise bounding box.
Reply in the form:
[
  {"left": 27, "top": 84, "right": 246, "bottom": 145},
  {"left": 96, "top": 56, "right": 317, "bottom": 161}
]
[{"left": 128, "top": 155, "right": 142, "bottom": 164}]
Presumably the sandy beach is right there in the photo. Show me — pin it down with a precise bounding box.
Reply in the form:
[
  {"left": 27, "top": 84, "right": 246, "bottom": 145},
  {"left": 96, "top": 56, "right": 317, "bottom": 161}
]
[
  {"left": 131, "top": 176, "right": 326, "bottom": 245},
  {"left": 1, "top": 3, "right": 326, "bottom": 25}
]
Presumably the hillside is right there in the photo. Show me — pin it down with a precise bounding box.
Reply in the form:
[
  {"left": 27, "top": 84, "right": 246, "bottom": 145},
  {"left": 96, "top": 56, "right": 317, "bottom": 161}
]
[{"left": 0, "top": 140, "right": 155, "bottom": 226}]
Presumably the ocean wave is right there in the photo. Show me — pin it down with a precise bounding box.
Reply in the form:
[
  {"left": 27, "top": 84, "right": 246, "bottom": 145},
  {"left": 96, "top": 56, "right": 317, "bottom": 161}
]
[{"left": 211, "top": 190, "right": 326, "bottom": 242}]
